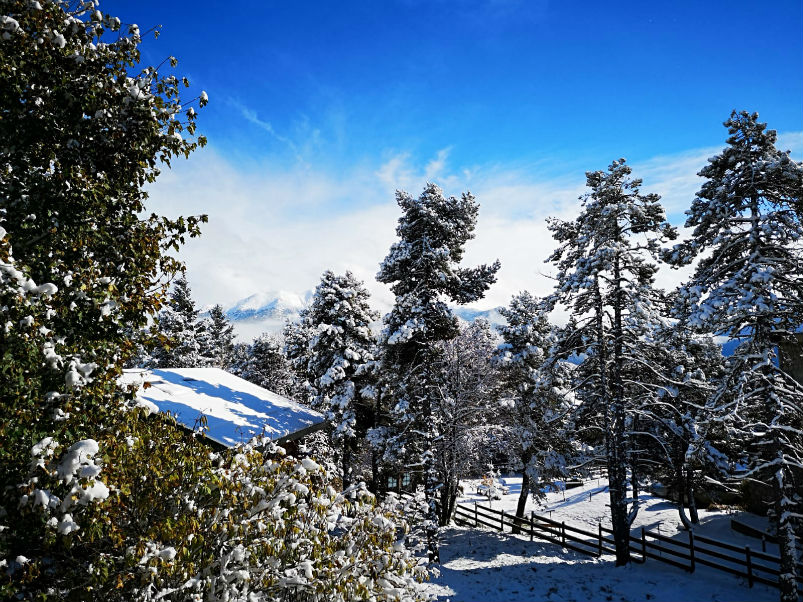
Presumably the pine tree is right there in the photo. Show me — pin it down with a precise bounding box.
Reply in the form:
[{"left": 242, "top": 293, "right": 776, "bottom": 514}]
[
  {"left": 204, "top": 304, "right": 235, "bottom": 368},
  {"left": 151, "top": 276, "right": 204, "bottom": 368},
  {"left": 377, "top": 183, "right": 500, "bottom": 562},
  {"left": 298, "top": 271, "right": 379, "bottom": 489},
  {"left": 673, "top": 111, "right": 803, "bottom": 601},
  {"left": 547, "top": 159, "right": 677, "bottom": 565},
  {"left": 240, "top": 333, "right": 301, "bottom": 399},
  {"left": 495, "top": 292, "right": 577, "bottom": 531}
]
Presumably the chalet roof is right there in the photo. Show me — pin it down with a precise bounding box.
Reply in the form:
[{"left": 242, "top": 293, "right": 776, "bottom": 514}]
[{"left": 121, "top": 368, "right": 324, "bottom": 448}]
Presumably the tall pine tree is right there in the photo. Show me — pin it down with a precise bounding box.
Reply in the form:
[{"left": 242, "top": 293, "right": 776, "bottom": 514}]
[
  {"left": 377, "top": 183, "right": 499, "bottom": 562},
  {"left": 547, "top": 159, "right": 676, "bottom": 565},
  {"left": 673, "top": 111, "right": 803, "bottom": 601}
]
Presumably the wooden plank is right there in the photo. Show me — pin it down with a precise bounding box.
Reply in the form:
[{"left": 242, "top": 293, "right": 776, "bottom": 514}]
[
  {"left": 644, "top": 539, "right": 691, "bottom": 562},
  {"left": 731, "top": 518, "right": 778, "bottom": 544},
  {"left": 643, "top": 550, "right": 691, "bottom": 572},
  {"left": 532, "top": 512, "right": 564, "bottom": 528},
  {"left": 562, "top": 530, "right": 599, "bottom": 551},
  {"left": 694, "top": 543, "right": 751, "bottom": 568},
  {"left": 694, "top": 556, "right": 745, "bottom": 579}
]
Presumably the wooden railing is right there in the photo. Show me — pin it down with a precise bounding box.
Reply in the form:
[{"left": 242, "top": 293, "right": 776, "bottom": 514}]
[{"left": 450, "top": 500, "right": 803, "bottom": 596}]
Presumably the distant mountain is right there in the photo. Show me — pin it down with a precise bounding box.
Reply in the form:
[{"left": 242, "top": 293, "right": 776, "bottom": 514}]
[
  {"left": 453, "top": 306, "right": 506, "bottom": 327},
  {"left": 225, "top": 290, "right": 312, "bottom": 323},
  {"left": 200, "top": 290, "right": 312, "bottom": 341},
  {"left": 217, "top": 291, "right": 506, "bottom": 342}
]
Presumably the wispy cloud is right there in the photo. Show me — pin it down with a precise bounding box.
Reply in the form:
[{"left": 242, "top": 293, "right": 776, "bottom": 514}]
[{"left": 227, "top": 98, "right": 307, "bottom": 165}]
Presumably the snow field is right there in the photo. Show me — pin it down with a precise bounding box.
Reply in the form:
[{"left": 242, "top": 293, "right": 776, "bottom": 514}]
[{"left": 424, "top": 476, "right": 778, "bottom": 601}]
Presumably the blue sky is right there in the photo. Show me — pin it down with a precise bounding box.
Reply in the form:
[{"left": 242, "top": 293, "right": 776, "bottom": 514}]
[{"left": 105, "top": 0, "right": 803, "bottom": 324}]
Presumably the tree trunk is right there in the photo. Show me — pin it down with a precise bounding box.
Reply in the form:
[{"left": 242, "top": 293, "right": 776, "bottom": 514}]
[
  {"left": 342, "top": 440, "right": 352, "bottom": 490},
  {"left": 627, "top": 452, "right": 640, "bottom": 526},
  {"left": 513, "top": 467, "right": 531, "bottom": 535},
  {"left": 773, "top": 458, "right": 799, "bottom": 602},
  {"left": 676, "top": 464, "right": 694, "bottom": 530},
  {"left": 685, "top": 466, "right": 699, "bottom": 524},
  {"left": 439, "top": 478, "right": 458, "bottom": 526},
  {"left": 423, "top": 387, "right": 440, "bottom": 563},
  {"left": 610, "top": 258, "right": 631, "bottom": 566}
]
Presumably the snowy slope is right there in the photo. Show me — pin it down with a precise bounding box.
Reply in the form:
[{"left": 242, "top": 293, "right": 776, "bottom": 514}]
[
  {"left": 425, "top": 477, "right": 778, "bottom": 602},
  {"left": 121, "top": 368, "right": 324, "bottom": 447}
]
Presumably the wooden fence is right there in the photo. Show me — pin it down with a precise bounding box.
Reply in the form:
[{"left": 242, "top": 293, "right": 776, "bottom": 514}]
[{"left": 451, "top": 500, "right": 803, "bottom": 596}]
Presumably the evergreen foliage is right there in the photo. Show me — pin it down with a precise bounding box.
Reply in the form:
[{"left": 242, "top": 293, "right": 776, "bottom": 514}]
[
  {"left": 205, "top": 303, "right": 236, "bottom": 368},
  {"left": 672, "top": 111, "right": 803, "bottom": 601},
  {"left": 298, "top": 271, "right": 379, "bottom": 488},
  {"left": 377, "top": 183, "right": 500, "bottom": 562},
  {"left": 547, "top": 159, "right": 677, "bottom": 565},
  {"left": 150, "top": 276, "right": 204, "bottom": 368},
  {"left": 495, "top": 293, "right": 577, "bottom": 530},
  {"left": 241, "top": 332, "right": 304, "bottom": 400}
]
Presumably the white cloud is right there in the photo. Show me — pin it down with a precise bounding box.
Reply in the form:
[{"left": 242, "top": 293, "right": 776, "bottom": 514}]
[{"left": 145, "top": 131, "right": 802, "bottom": 332}]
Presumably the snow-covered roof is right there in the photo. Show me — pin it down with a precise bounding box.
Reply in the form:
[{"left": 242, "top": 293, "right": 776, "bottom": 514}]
[{"left": 121, "top": 368, "right": 324, "bottom": 448}]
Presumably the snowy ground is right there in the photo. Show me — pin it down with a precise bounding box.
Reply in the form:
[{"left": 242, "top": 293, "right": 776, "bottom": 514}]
[{"left": 423, "top": 476, "right": 778, "bottom": 601}]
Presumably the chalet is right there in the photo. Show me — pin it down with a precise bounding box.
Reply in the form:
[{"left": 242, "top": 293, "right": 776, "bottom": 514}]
[{"left": 121, "top": 367, "right": 325, "bottom": 452}]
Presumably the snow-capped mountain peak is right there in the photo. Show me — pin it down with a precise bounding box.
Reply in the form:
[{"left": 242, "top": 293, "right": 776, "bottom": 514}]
[{"left": 225, "top": 290, "right": 312, "bottom": 322}]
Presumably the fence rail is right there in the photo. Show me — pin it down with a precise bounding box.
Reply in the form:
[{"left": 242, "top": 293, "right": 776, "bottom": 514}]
[{"left": 451, "top": 500, "right": 803, "bottom": 596}]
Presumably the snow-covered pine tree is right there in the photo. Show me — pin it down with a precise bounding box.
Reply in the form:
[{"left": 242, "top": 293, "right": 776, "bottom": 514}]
[
  {"left": 495, "top": 292, "right": 577, "bottom": 532},
  {"left": 436, "top": 318, "right": 500, "bottom": 524},
  {"left": 547, "top": 159, "right": 677, "bottom": 566},
  {"left": 150, "top": 276, "right": 205, "bottom": 368},
  {"left": 240, "top": 332, "right": 302, "bottom": 399},
  {"left": 297, "top": 270, "right": 379, "bottom": 489},
  {"left": 204, "top": 304, "right": 235, "bottom": 368},
  {"left": 377, "top": 183, "right": 500, "bottom": 562},
  {"left": 671, "top": 111, "right": 803, "bottom": 601}
]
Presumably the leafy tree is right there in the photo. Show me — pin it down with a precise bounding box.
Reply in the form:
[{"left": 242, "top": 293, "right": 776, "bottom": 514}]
[
  {"left": 436, "top": 318, "right": 500, "bottom": 524},
  {"left": 547, "top": 159, "right": 676, "bottom": 565},
  {"left": 1, "top": 2, "right": 431, "bottom": 599},
  {"left": 0, "top": 0, "right": 207, "bottom": 365},
  {"left": 377, "top": 183, "right": 500, "bottom": 562},
  {"left": 495, "top": 292, "right": 577, "bottom": 531},
  {"left": 672, "top": 111, "right": 803, "bottom": 601}
]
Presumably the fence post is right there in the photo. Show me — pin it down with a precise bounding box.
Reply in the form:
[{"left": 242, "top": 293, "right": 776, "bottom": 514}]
[
  {"left": 598, "top": 523, "right": 603, "bottom": 557},
  {"left": 745, "top": 546, "right": 753, "bottom": 588},
  {"left": 500, "top": 509, "right": 505, "bottom": 532},
  {"left": 689, "top": 530, "right": 695, "bottom": 573},
  {"left": 561, "top": 522, "right": 566, "bottom": 547},
  {"left": 530, "top": 511, "right": 534, "bottom": 542},
  {"left": 761, "top": 535, "right": 766, "bottom": 554},
  {"left": 641, "top": 527, "right": 647, "bottom": 563},
  {"left": 474, "top": 501, "right": 477, "bottom": 527}
]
